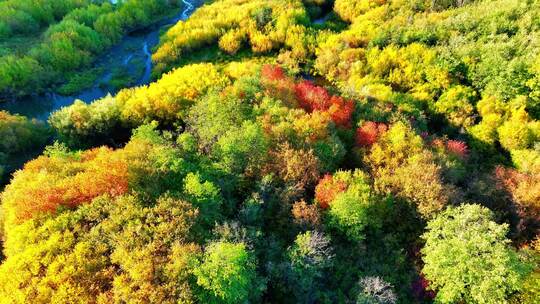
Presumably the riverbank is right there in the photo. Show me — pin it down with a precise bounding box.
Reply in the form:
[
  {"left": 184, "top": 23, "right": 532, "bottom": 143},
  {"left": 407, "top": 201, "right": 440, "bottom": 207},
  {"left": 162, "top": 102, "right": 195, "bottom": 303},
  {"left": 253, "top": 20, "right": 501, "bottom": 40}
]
[{"left": 0, "top": 0, "right": 202, "bottom": 121}]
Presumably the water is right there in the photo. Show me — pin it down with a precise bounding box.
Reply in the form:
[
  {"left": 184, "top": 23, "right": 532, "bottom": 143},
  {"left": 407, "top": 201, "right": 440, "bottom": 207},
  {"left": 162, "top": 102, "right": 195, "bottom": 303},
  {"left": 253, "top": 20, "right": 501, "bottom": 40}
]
[
  {"left": 313, "top": 14, "right": 331, "bottom": 25},
  {"left": 140, "top": 42, "right": 153, "bottom": 86},
  {"left": 0, "top": 0, "right": 200, "bottom": 121}
]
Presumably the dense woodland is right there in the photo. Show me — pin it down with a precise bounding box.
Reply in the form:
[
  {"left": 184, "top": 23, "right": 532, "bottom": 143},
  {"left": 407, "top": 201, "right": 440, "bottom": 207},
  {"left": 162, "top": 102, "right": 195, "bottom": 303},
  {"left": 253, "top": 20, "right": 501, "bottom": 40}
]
[{"left": 0, "top": 0, "right": 539, "bottom": 303}]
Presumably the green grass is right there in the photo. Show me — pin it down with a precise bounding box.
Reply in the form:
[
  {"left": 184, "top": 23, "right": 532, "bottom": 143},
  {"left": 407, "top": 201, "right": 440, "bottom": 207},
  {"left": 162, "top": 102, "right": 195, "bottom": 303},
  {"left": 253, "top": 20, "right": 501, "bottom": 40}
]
[
  {"left": 105, "top": 57, "right": 145, "bottom": 90},
  {"left": 57, "top": 68, "right": 104, "bottom": 95}
]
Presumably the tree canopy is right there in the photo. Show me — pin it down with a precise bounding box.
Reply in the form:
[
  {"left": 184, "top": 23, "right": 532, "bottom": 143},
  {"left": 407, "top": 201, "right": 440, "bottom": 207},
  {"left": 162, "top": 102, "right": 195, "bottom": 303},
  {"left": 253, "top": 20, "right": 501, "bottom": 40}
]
[{"left": 0, "top": 0, "right": 539, "bottom": 303}]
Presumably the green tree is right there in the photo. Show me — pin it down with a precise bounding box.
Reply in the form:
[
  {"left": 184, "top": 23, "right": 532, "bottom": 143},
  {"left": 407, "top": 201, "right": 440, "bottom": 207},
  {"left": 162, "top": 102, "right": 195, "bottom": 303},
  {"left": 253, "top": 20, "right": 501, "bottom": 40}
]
[
  {"left": 0, "top": 111, "right": 50, "bottom": 183},
  {"left": 422, "top": 204, "right": 531, "bottom": 304},
  {"left": 434, "top": 85, "right": 476, "bottom": 128},
  {"left": 49, "top": 96, "right": 123, "bottom": 148},
  {"left": 214, "top": 121, "right": 268, "bottom": 175},
  {"left": 194, "top": 241, "right": 264, "bottom": 304},
  {"left": 286, "top": 231, "right": 334, "bottom": 303},
  {"left": 325, "top": 170, "right": 380, "bottom": 241},
  {"left": 187, "top": 92, "right": 253, "bottom": 151}
]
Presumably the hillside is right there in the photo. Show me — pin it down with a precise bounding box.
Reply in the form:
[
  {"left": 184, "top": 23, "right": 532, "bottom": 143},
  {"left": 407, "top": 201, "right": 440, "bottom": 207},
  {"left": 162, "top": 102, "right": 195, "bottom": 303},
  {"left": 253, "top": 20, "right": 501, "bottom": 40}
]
[{"left": 0, "top": 0, "right": 539, "bottom": 303}]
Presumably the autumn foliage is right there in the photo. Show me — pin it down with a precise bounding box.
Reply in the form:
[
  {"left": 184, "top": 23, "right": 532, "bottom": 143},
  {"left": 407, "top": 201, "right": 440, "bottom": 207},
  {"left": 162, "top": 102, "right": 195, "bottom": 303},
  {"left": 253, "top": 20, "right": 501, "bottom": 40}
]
[
  {"left": 2, "top": 1, "right": 540, "bottom": 303},
  {"left": 2, "top": 147, "right": 129, "bottom": 224},
  {"left": 1, "top": 125, "right": 180, "bottom": 227},
  {"left": 495, "top": 166, "right": 540, "bottom": 216},
  {"left": 356, "top": 121, "right": 387, "bottom": 147},
  {"left": 260, "top": 64, "right": 297, "bottom": 106},
  {"left": 261, "top": 64, "right": 286, "bottom": 81},
  {"left": 315, "top": 174, "right": 348, "bottom": 209},
  {"left": 327, "top": 96, "right": 355, "bottom": 128},
  {"left": 292, "top": 200, "right": 322, "bottom": 229},
  {"left": 295, "top": 80, "right": 331, "bottom": 112},
  {"left": 295, "top": 80, "right": 355, "bottom": 128},
  {"left": 261, "top": 65, "right": 355, "bottom": 128},
  {"left": 445, "top": 140, "right": 469, "bottom": 159},
  {"left": 266, "top": 143, "right": 320, "bottom": 191}
]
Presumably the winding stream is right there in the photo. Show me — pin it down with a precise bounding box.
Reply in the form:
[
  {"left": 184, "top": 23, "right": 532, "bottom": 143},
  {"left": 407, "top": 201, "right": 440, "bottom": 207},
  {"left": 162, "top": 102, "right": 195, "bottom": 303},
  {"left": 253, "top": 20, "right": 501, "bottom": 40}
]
[{"left": 0, "top": 0, "right": 200, "bottom": 121}]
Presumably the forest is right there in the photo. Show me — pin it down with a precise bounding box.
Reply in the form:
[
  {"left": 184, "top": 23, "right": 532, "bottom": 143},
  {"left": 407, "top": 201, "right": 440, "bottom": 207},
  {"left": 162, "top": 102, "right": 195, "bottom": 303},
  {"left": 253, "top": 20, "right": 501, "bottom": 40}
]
[{"left": 0, "top": 0, "right": 539, "bottom": 303}]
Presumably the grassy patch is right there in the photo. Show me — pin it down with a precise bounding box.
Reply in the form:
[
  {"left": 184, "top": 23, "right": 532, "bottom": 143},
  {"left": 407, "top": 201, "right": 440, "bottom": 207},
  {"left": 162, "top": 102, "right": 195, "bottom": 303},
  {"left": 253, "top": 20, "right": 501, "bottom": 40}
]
[
  {"left": 106, "top": 57, "right": 145, "bottom": 90},
  {"left": 57, "top": 68, "right": 104, "bottom": 96}
]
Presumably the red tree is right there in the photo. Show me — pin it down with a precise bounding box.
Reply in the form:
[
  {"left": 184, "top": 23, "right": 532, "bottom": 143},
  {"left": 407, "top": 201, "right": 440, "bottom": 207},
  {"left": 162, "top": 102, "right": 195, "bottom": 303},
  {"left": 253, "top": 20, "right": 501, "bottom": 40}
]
[
  {"left": 261, "top": 64, "right": 286, "bottom": 81},
  {"left": 261, "top": 64, "right": 297, "bottom": 106},
  {"left": 356, "top": 121, "right": 387, "bottom": 147},
  {"left": 315, "top": 174, "right": 348, "bottom": 209},
  {"left": 446, "top": 140, "right": 468, "bottom": 159},
  {"left": 328, "top": 96, "right": 355, "bottom": 128},
  {"left": 5, "top": 147, "right": 130, "bottom": 223},
  {"left": 411, "top": 274, "right": 436, "bottom": 301},
  {"left": 295, "top": 80, "right": 331, "bottom": 112},
  {"left": 261, "top": 65, "right": 355, "bottom": 128}
]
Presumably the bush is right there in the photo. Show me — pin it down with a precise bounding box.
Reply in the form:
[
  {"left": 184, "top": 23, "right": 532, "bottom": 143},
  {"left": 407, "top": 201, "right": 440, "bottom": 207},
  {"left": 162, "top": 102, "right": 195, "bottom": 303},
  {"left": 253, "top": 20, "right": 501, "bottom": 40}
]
[
  {"left": 434, "top": 85, "right": 476, "bottom": 128},
  {"left": 422, "top": 204, "right": 531, "bottom": 304},
  {"left": 322, "top": 170, "right": 380, "bottom": 241},
  {"left": 366, "top": 122, "right": 453, "bottom": 218},
  {"left": 49, "top": 96, "right": 122, "bottom": 148},
  {"left": 194, "top": 241, "right": 263, "bottom": 304}
]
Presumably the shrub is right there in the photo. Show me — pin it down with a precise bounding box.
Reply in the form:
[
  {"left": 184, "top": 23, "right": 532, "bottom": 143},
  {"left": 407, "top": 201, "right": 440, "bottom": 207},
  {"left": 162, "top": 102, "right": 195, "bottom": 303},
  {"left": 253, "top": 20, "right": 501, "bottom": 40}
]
[
  {"left": 194, "top": 242, "right": 263, "bottom": 304},
  {"left": 422, "top": 204, "right": 531, "bottom": 304}
]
